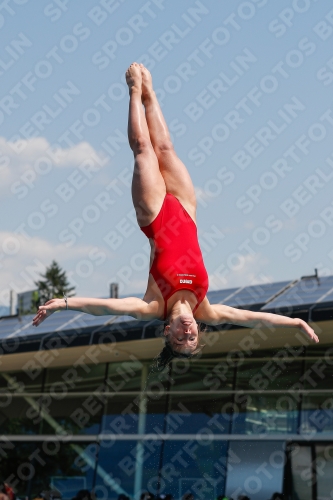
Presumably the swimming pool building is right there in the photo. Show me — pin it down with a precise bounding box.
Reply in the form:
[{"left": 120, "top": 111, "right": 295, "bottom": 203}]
[{"left": 0, "top": 274, "right": 333, "bottom": 500}]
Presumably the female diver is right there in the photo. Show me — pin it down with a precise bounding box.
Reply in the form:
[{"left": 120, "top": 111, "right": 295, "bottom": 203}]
[{"left": 32, "top": 63, "right": 319, "bottom": 359}]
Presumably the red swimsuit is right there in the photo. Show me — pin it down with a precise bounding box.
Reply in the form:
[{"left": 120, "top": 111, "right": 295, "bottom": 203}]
[{"left": 140, "top": 193, "right": 209, "bottom": 319}]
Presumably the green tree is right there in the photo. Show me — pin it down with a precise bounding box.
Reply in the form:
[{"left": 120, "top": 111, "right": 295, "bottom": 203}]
[{"left": 35, "top": 260, "right": 75, "bottom": 303}]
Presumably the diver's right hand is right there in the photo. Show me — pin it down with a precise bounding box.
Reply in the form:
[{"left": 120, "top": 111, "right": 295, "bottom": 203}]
[{"left": 32, "top": 298, "right": 64, "bottom": 327}]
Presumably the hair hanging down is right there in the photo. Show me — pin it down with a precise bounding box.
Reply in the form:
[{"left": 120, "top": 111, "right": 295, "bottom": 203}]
[{"left": 153, "top": 322, "right": 206, "bottom": 371}]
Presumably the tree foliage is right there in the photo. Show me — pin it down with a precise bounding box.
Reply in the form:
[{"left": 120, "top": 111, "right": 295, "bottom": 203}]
[{"left": 35, "top": 260, "right": 75, "bottom": 303}]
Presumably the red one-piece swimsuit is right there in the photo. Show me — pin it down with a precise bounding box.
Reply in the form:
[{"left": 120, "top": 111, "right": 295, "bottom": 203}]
[{"left": 140, "top": 193, "right": 209, "bottom": 319}]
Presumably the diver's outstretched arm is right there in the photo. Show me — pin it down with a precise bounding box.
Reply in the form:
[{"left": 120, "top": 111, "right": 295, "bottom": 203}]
[
  {"left": 32, "top": 296, "right": 155, "bottom": 326},
  {"left": 206, "top": 304, "right": 319, "bottom": 342}
]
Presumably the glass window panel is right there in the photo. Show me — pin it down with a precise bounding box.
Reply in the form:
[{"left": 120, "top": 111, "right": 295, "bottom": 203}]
[
  {"left": 306, "top": 344, "right": 333, "bottom": 358},
  {"left": 0, "top": 369, "right": 43, "bottom": 392},
  {"left": 102, "top": 394, "right": 139, "bottom": 434},
  {"left": 0, "top": 396, "right": 40, "bottom": 434},
  {"left": 316, "top": 444, "right": 333, "bottom": 500},
  {"left": 146, "top": 393, "right": 233, "bottom": 436},
  {"left": 235, "top": 359, "right": 302, "bottom": 391},
  {"left": 303, "top": 356, "right": 333, "bottom": 390},
  {"left": 96, "top": 439, "right": 162, "bottom": 500},
  {"left": 160, "top": 440, "right": 228, "bottom": 500},
  {"left": 171, "top": 358, "right": 234, "bottom": 392},
  {"left": 225, "top": 441, "right": 285, "bottom": 500},
  {"left": 290, "top": 445, "right": 312, "bottom": 500},
  {"left": 44, "top": 363, "right": 106, "bottom": 393},
  {"left": 0, "top": 441, "right": 95, "bottom": 500},
  {"left": 35, "top": 442, "right": 96, "bottom": 500},
  {"left": 145, "top": 364, "right": 175, "bottom": 393},
  {"left": 105, "top": 360, "right": 144, "bottom": 392},
  {"left": 40, "top": 395, "right": 103, "bottom": 435},
  {"left": 301, "top": 393, "right": 333, "bottom": 434},
  {"left": 146, "top": 395, "right": 168, "bottom": 434},
  {"left": 168, "top": 393, "right": 232, "bottom": 434},
  {"left": 232, "top": 393, "right": 298, "bottom": 435},
  {"left": 0, "top": 442, "right": 35, "bottom": 497}
]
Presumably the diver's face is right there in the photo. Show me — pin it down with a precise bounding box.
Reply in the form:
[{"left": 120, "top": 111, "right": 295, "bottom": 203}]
[{"left": 164, "top": 313, "right": 199, "bottom": 354}]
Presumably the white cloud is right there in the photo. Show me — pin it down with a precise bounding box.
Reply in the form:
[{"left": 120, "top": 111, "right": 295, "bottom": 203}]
[
  {"left": 0, "top": 136, "right": 109, "bottom": 196},
  {"left": 209, "top": 253, "right": 273, "bottom": 291},
  {"left": 0, "top": 231, "right": 113, "bottom": 307}
]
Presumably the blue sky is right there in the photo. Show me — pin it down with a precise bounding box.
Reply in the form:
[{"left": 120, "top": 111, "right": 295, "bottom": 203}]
[{"left": 1, "top": 0, "right": 333, "bottom": 307}]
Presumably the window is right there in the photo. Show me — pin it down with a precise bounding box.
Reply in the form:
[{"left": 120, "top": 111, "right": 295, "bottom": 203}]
[
  {"left": 232, "top": 393, "right": 298, "bottom": 435},
  {"left": 157, "top": 440, "right": 228, "bottom": 499},
  {"left": 235, "top": 359, "right": 302, "bottom": 391},
  {"left": 44, "top": 364, "right": 107, "bottom": 393},
  {"left": 105, "top": 360, "right": 144, "bottom": 392},
  {"left": 301, "top": 393, "right": 333, "bottom": 434},
  {"left": 225, "top": 441, "right": 285, "bottom": 500},
  {"left": 289, "top": 444, "right": 312, "bottom": 500},
  {"left": 303, "top": 356, "right": 333, "bottom": 390},
  {"left": 40, "top": 395, "right": 104, "bottom": 435},
  {"left": 0, "top": 442, "right": 95, "bottom": 499},
  {"left": 96, "top": 439, "right": 162, "bottom": 499},
  {"left": 0, "top": 396, "right": 40, "bottom": 434},
  {"left": 0, "top": 369, "right": 43, "bottom": 393},
  {"left": 168, "top": 393, "right": 232, "bottom": 434},
  {"left": 102, "top": 394, "right": 140, "bottom": 434},
  {"left": 170, "top": 358, "right": 234, "bottom": 392},
  {"left": 315, "top": 444, "right": 333, "bottom": 499}
]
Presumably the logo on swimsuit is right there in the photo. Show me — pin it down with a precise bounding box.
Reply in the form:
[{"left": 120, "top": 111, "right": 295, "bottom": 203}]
[{"left": 180, "top": 279, "right": 192, "bottom": 284}]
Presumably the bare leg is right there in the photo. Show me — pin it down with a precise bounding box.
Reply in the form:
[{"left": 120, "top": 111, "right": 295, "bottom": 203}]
[
  {"left": 140, "top": 64, "right": 197, "bottom": 221},
  {"left": 126, "top": 63, "right": 166, "bottom": 226}
]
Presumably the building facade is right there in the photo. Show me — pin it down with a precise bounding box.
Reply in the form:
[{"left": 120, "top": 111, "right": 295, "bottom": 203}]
[{"left": 1, "top": 276, "right": 333, "bottom": 500}]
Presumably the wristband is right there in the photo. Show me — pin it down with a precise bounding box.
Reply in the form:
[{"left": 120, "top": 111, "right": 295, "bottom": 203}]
[{"left": 63, "top": 293, "right": 68, "bottom": 310}]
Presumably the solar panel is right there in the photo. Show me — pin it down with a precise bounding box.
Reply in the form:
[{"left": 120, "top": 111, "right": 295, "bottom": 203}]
[
  {"left": 261, "top": 276, "right": 333, "bottom": 310},
  {"left": 0, "top": 309, "right": 134, "bottom": 340},
  {"left": 206, "top": 287, "right": 240, "bottom": 304},
  {"left": 314, "top": 285, "right": 333, "bottom": 304},
  {"left": 223, "top": 281, "right": 291, "bottom": 307},
  {"left": 0, "top": 316, "right": 32, "bottom": 339}
]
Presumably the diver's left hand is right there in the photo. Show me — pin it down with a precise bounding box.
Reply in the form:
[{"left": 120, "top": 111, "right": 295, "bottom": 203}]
[{"left": 297, "top": 318, "right": 319, "bottom": 343}]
